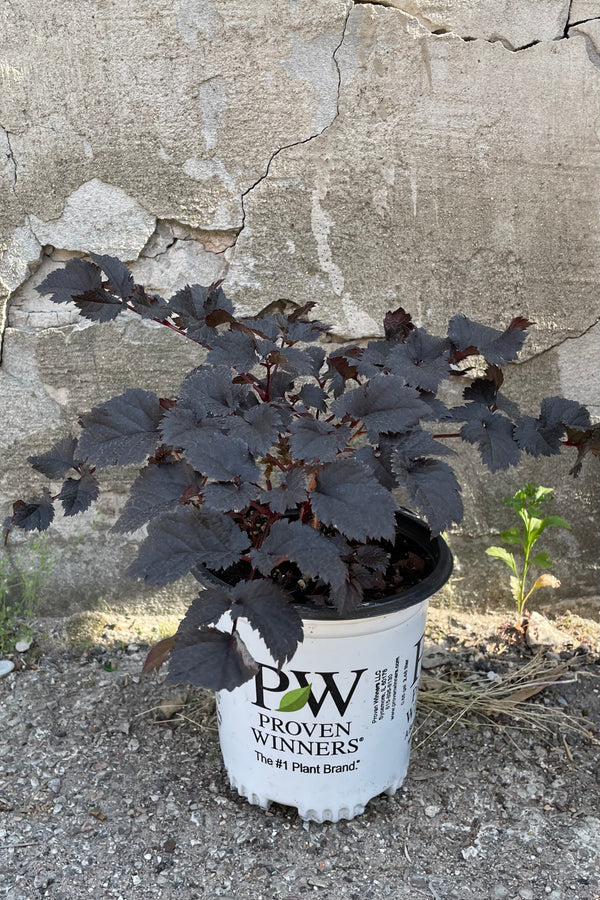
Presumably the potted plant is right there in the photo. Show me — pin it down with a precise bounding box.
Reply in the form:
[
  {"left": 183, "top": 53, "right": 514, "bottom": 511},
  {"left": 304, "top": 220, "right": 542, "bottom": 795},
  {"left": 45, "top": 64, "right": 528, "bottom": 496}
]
[{"left": 7, "top": 254, "right": 598, "bottom": 821}]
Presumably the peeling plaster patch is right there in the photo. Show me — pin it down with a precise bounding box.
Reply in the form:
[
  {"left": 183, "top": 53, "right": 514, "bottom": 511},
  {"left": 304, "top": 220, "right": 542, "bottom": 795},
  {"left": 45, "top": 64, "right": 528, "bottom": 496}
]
[
  {"left": 183, "top": 157, "right": 236, "bottom": 191},
  {"left": 311, "top": 167, "right": 379, "bottom": 336},
  {"left": 29, "top": 180, "right": 156, "bottom": 261},
  {"left": 197, "top": 78, "right": 226, "bottom": 150},
  {"left": 280, "top": 32, "right": 341, "bottom": 131},
  {"left": 0, "top": 222, "right": 42, "bottom": 293},
  {"left": 558, "top": 322, "right": 600, "bottom": 416},
  {"left": 173, "top": 0, "right": 222, "bottom": 46},
  {"left": 128, "top": 240, "right": 228, "bottom": 299}
]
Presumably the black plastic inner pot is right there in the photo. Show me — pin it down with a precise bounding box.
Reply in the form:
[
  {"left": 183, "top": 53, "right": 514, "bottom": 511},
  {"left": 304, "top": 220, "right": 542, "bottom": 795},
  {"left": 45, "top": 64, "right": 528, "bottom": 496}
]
[{"left": 194, "top": 509, "right": 454, "bottom": 622}]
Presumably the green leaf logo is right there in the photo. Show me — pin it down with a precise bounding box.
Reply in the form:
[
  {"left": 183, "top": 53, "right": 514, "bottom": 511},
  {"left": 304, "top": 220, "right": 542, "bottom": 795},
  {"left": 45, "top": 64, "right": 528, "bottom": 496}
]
[{"left": 277, "top": 684, "right": 312, "bottom": 713}]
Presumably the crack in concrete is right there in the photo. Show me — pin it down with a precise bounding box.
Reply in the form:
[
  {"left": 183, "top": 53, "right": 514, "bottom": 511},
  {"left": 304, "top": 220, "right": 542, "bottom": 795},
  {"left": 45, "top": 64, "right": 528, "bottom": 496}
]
[
  {"left": 1, "top": 126, "right": 18, "bottom": 191},
  {"left": 353, "top": 0, "right": 579, "bottom": 52},
  {"left": 236, "top": 6, "right": 352, "bottom": 242},
  {"left": 515, "top": 316, "right": 600, "bottom": 366}
]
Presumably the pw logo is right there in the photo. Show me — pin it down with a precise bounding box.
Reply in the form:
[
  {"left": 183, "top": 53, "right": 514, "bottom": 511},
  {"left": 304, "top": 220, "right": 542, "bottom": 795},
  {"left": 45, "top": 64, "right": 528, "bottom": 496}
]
[{"left": 252, "top": 665, "right": 367, "bottom": 717}]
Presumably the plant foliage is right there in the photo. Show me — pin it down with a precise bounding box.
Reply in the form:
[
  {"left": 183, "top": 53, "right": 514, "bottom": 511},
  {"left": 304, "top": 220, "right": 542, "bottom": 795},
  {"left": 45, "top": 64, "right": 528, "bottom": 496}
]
[{"left": 7, "top": 257, "right": 598, "bottom": 690}]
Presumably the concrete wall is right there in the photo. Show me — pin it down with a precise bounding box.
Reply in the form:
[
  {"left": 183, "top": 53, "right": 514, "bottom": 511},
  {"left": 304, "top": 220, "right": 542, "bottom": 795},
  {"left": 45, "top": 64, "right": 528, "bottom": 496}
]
[{"left": 1, "top": 0, "right": 599, "bottom": 614}]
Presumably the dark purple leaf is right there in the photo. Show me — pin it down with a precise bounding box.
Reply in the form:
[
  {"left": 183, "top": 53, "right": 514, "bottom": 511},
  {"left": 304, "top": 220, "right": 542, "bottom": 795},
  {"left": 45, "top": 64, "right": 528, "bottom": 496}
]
[
  {"left": 78, "top": 388, "right": 162, "bottom": 467},
  {"left": 448, "top": 315, "right": 530, "bottom": 365},
  {"left": 114, "top": 460, "right": 202, "bottom": 533},
  {"left": 353, "top": 445, "right": 396, "bottom": 491},
  {"left": 460, "top": 406, "right": 520, "bottom": 471},
  {"left": 386, "top": 330, "right": 450, "bottom": 391},
  {"left": 203, "top": 481, "right": 258, "bottom": 512},
  {"left": 28, "top": 435, "right": 80, "bottom": 479},
  {"left": 58, "top": 472, "right": 100, "bottom": 517},
  {"left": 384, "top": 307, "right": 414, "bottom": 341},
  {"left": 539, "top": 396, "right": 591, "bottom": 430},
  {"left": 168, "top": 282, "right": 233, "bottom": 342},
  {"left": 206, "top": 331, "right": 258, "bottom": 371},
  {"left": 127, "top": 506, "right": 250, "bottom": 585},
  {"left": 260, "top": 469, "right": 307, "bottom": 514},
  {"left": 311, "top": 458, "right": 398, "bottom": 542},
  {"left": 299, "top": 383, "right": 328, "bottom": 412},
  {"left": 227, "top": 404, "right": 284, "bottom": 455},
  {"left": 390, "top": 428, "right": 456, "bottom": 463},
  {"left": 166, "top": 628, "right": 258, "bottom": 691},
  {"left": 11, "top": 491, "right": 54, "bottom": 532},
  {"left": 89, "top": 253, "right": 135, "bottom": 299},
  {"left": 354, "top": 544, "right": 390, "bottom": 572},
  {"left": 514, "top": 415, "right": 563, "bottom": 457},
  {"left": 332, "top": 375, "right": 429, "bottom": 439},
  {"left": 250, "top": 519, "right": 348, "bottom": 593},
  {"left": 230, "top": 580, "right": 302, "bottom": 666},
  {"left": 179, "top": 366, "right": 249, "bottom": 417},
  {"left": 393, "top": 457, "right": 463, "bottom": 534},
  {"left": 183, "top": 433, "right": 259, "bottom": 482},
  {"left": 355, "top": 341, "right": 392, "bottom": 377},
  {"left": 289, "top": 417, "right": 350, "bottom": 463},
  {"left": 36, "top": 259, "right": 121, "bottom": 322},
  {"left": 178, "top": 586, "right": 233, "bottom": 630},
  {"left": 273, "top": 346, "right": 316, "bottom": 376}
]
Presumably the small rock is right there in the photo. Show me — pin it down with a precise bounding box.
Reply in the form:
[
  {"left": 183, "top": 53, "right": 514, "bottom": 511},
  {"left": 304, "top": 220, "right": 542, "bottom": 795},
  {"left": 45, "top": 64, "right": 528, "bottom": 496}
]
[
  {"left": 15, "top": 638, "right": 32, "bottom": 653},
  {"left": 424, "top": 804, "right": 441, "bottom": 818},
  {"left": 490, "top": 887, "right": 510, "bottom": 900},
  {"left": 421, "top": 643, "right": 452, "bottom": 669},
  {"left": 127, "top": 643, "right": 140, "bottom": 653},
  {"left": 0, "top": 660, "right": 15, "bottom": 678},
  {"left": 519, "top": 888, "right": 535, "bottom": 900},
  {"left": 48, "top": 778, "right": 62, "bottom": 795},
  {"left": 461, "top": 845, "right": 478, "bottom": 859},
  {"left": 525, "top": 612, "right": 577, "bottom": 652}
]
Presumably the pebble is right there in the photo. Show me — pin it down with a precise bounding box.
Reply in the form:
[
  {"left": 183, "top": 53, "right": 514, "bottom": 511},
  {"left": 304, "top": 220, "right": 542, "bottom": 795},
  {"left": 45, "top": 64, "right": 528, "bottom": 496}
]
[
  {"left": 519, "top": 888, "right": 534, "bottom": 900},
  {"left": 15, "top": 638, "right": 33, "bottom": 652},
  {"left": 48, "top": 778, "right": 62, "bottom": 794},
  {"left": 0, "top": 660, "right": 15, "bottom": 678},
  {"left": 489, "top": 887, "right": 510, "bottom": 899},
  {"left": 424, "top": 805, "right": 441, "bottom": 818}
]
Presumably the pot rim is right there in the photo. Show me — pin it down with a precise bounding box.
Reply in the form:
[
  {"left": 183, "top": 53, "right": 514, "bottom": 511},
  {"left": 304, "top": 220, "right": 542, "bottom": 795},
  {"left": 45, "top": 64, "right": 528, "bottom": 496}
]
[{"left": 194, "top": 508, "right": 453, "bottom": 622}]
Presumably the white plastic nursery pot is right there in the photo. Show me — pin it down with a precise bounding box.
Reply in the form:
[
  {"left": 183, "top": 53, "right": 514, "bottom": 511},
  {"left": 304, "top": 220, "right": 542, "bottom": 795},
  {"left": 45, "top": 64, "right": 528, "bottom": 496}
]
[{"left": 215, "top": 512, "right": 453, "bottom": 823}]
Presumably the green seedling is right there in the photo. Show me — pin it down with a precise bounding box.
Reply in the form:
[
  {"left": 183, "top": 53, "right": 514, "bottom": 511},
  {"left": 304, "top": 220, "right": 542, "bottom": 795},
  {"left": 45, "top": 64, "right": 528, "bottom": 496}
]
[
  {"left": 0, "top": 534, "right": 54, "bottom": 653},
  {"left": 486, "top": 484, "right": 570, "bottom": 629}
]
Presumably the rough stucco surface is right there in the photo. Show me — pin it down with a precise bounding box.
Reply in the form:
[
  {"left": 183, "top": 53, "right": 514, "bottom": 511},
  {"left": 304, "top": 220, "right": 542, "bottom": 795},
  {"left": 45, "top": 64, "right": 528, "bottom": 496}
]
[{"left": 0, "top": 0, "right": 599, "bottom": 612}]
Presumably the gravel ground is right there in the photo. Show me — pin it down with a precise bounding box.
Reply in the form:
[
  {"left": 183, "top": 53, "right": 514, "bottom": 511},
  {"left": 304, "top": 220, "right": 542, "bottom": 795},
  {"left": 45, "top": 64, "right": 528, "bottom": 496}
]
[{"left": 1, "top": 608, "right": 599, "bottom": 900}]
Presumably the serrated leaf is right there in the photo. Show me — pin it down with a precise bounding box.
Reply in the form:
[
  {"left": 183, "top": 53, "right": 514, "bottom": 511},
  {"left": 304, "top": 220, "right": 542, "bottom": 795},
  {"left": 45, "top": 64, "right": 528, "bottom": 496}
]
[
  {"left": 28, "top": 435, "right": 80, "bottom": 479},
  {"left": 230, "top": 580, "right": 303, "bottom": 667},
  {"left": 11, "top": 491, "right": 55, "bottom": 532},
  {"left": 206, "top": 330, "right": 258, "bottom": 371},
  {"left": 509, "top": 575, "right": 521, "bottom": 603},
  {"left": 203, "top": 481, "right": 259, "bottom": 512},
  {"left": 530, "top": 551, "right": 553, "bottom": 568},
  {"left": 289, "top": 417, "right": 350, "bottom": 463},
  {"left": 277, "top": 684, "right": 312, "bottom": 713},
  {"left": 178, "top": 586, "right": 233, "bottom": 631},
  {"left": 114, "top": 460, "right": 202, "bottom": 533},
  {"left": 353, "top": 445, "right": 397, "bottom": 491},
  {"left": 36, "top": 258, "right": 124, "bottom": 322},
  {"left": 311, "top": 458, "right": 398, "bottom": 542},
  {"left": 514, "top": 415, "right": 564, "bottom": 457},
  {"left": 260, "top": 469, "right": 307, "bottom": 515},
  {"left": 384, "top": 307, "right": 414, "bottom": 341},
  {"left": 448, "top": 315, "right": 530, "bottom": 365},
  {"left": 227, "top": 403, "right": 284, "bottom": 455},
  {"left": 166, "top": 628, "right": 259, "bottom": 691},
  {"left": 183, "top": 432, "right": 259, "bottom": 482},
  {"left": 530, "top": 515, "right": 571, "bottom": 542},
  {"left": 89, "top": 253, "right": 135, "bottom": 299},
  {"left": 168, "top": 282, "right": 233, "bottom": 343},
  {"left": 127, "top": 507, "right": 250, "bottom": 585},
  {"left": 460, "top": 407, "right": 520, "bottom": 472},
  {"left": 485, "top": 546, "right": 517, "bottom": 574},
  {"left": 500, "top": 527, "right": 522, "bottom": 545},
  {"left": 78, "top": 388, "right": 162, "bottom": 467},
  {"left": 354, "top": 544, "right": 390, "bottom": 572},
  {"left": 179, "top": 366, "right": 249, "bottom": 417},
  {"left": 386, "top": 329, "right": 450, "bottom": 391},
  {"left": 299, "top": 383, "right": 328, "bottom": 412},
  {"left": 540, "top": 396, "right": 590, "bottom": 430},
  {"left": 332, "top": 375, "right": 429, "bottom": 440},
  {"left": 250, "top": 519, "right": 348, "bottom": 593},
  {"left": 393, "top": 458, "right": 463, "bottom": 535},
  {"left": 58, "top": 472, "right": 100, "bottom": 516}
]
